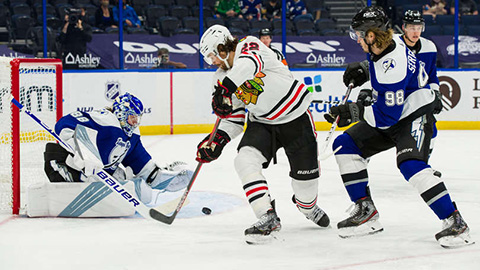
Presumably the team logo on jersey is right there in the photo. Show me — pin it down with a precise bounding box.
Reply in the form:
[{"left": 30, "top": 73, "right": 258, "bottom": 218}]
[
  {"left": 235, "top": 72, "right": 265, "bottom": 105},
  {"left": 382, "top": 58, "right": 396, "bottom": 73},
  {"left": 105, "top": 81, "right": 121, "bottom": 101},
  {"left": 105, "top": 138, "right": 131, "bottom": 170}
]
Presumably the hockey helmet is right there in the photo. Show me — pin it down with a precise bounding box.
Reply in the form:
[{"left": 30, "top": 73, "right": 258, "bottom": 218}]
[
  {"left": 403, "top": 10, "right": 425, "bottom": 31},
  {"left": 199, "top": 24, "right": 234, "bottom": 66},
  {"left": 350, "top": 6, "right": 389, "bottom": 40},
  {"left": 112, "top": 92, "right": 144, "bottom": 137},
  {"left": 259, "top": 28, "right": 272, "bottom": 37}
]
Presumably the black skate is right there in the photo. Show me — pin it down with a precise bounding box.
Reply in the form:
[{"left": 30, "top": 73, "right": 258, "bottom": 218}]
[
  {"left": 306, "top": 205, "right": 330, "bottom": 227},
  {"left": 337, "top": 196, "right": 383, "bottom": 238},
  {"left": 245, "top": 209, "right": 281, "bottom": 245},
  {"left": 435, "top": 210, "right": 475, "bottom": 248}
]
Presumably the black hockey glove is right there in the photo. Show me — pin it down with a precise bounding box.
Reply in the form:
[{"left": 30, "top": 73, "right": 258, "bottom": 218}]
[
  {"left": 433, "top": 90, "right": 443, "bottom": 114},
  {"left": 343, "top": 60, "right": 369, "bottom": 88},
  {"left": 212, "top": 80, "right": 233, "bottom": 118},
  {"left": 324, "top": 102, "right": 364, "bottom": 127},
  {"left": 356, "top": 89, "right": 374, "bottom": 106},
  {"left": 196, "top": 129, "right": 231, "bottom": 163}
]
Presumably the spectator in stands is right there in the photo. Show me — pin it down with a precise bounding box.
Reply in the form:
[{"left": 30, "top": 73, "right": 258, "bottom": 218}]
[
  {"left": 286, "top": 0, "right": 307, "bottom": 20},
  {"left": 153, "top": 48, "right": 187, "bottom": 69},
  {"left": 450, "top": 0, "right": 478, "bottom": 16},
  {"left": 113, "top": 0, "right": 142, "bottom": 29},
  {"left": 258, "top": 28, "right": 287, "bottom": 65},
  {"left": 95, "top": 0, "right": 118, "bottom": 31},
  {"left": 423, "top": 0, "right": 448, "bottom": 18},
  {"left": 215, "top": 0, "right": 243, "bottom": 19},
  {"left": 263, "top": 0, "right": 282, "bottom": 21},
  {"left": 58, "top": 7, "right": 92, "bottom": 69},
  {"left": 239, "top": 0, "right": 262, "bottom": 21}
]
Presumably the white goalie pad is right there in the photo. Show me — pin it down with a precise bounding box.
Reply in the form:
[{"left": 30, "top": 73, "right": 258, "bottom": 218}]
[{"left": 26, "top": 181, "right": 136, "bottom": 218}]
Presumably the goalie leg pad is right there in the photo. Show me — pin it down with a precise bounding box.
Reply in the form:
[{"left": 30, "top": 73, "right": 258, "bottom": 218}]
[
  {"left": 235, "top": 146, "right": 273, "bottom": 219},
  {"left": 147, "top": 167, "right": 191, "bottom": 192}
]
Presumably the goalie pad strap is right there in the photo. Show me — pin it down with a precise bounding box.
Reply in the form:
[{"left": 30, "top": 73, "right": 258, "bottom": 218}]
[{"left": 146, "top": 166, "right": 160, "bottom": 185}]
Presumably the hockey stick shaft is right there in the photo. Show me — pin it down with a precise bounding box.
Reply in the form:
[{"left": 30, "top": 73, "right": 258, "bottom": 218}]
[
  {"left": 150, "top": 117, "right": 222, "bottom": 224},
  {"left": 311, "top": 100, "right": 341, "bottom": 105},
  {"left": 319, "top": 83, "right": 354, "bottom": 158},
  {"left": 9, "top": 96, "right": 166, "bottom": 223}
]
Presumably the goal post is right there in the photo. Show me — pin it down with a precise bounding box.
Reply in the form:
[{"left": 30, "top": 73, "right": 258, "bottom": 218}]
[{"left": 0, "top": 57, "right": 63, "bottom": 214}]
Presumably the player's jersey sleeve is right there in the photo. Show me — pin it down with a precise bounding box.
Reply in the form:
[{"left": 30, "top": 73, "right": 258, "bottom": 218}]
[
  {"left": 418, "top": 37, "right": 440, "bottom": 91},
  {"left": 213, "top": 69, "right": 246, "bottom": 140},
  {"left": 120, "top": 136, "right": 152, "bottom": 175}
]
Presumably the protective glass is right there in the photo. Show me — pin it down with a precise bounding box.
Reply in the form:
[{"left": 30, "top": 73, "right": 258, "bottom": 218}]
[{"left": 404, "top": 23, "right": 425, "bottom": 32}]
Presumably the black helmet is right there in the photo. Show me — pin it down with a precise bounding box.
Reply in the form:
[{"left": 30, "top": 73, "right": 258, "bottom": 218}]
[
  {"left": 259, "top": 28, "right": 272, "bottom": 37},
  {"left": 403, "top": 10, "right": 424, "bottom": 24},
  {"left": 351, "top": 6, "right": 389, "bottom": 34}
]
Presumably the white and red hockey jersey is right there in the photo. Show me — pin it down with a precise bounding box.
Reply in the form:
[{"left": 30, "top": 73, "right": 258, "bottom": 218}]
[{"left": 213, "top": 36, "right": 312, "bottom": 139}]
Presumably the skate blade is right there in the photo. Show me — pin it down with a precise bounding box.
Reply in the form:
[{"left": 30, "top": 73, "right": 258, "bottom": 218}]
[
  {"left": 245, "top": 231, "right": 281, "bottom": 245},
  {"left": 338, "top": 220, "right": 384, "bottom": 238},
  {"left": 438, "top": 234, "right": 476, "bottom": 249}
]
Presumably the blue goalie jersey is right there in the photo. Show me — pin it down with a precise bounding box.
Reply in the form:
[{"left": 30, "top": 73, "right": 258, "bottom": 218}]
[
  {"left": 364, "top": 35, "right": 436, "bottom": 129},
  {"left": 55, "top": 108, "right": 152, "bottom": 175}
]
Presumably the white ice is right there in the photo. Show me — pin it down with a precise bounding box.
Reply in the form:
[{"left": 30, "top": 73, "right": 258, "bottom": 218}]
[{"left": 1, "top": 130, "right": 479, "bottom": 270}]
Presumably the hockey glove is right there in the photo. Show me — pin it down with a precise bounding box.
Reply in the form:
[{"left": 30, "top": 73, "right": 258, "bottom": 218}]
[
  {"left": 356, "top": 89, "right": 374, "bottom": 106},
  {"left": 196, "top": 129, "right": 231, "bottom": 163},
  {"left": 212, "top": 80, "right": 233, "bottom": 118},
  {"left": 343, "top": 60, "right": 369, "bottom": 87},
  {"left": 433, "top": 90, "right": 443, "bottom": 114},
  {"left": 324, "top": 102, "right": 364, "bottom": 127}
]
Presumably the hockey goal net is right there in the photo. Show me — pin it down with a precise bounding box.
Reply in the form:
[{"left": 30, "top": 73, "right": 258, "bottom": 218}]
[{"left": 0, "top": 57, "right": 62, "bottom": 214}]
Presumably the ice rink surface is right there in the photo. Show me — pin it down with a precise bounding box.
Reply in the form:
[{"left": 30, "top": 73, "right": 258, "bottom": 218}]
[{"left": 1, "top": 130, "right": 479, "bottom": 270}]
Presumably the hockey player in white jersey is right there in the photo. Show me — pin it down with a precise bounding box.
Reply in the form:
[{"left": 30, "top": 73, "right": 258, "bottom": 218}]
[
  {"left": 43, "top": 92, "right": 192, "bottom": 204},
  {"left": 325, "top": 6, "right": 473, "bottom": 248},
  {"left": 196, "top": 25, "right": 329, "bottom": 244}
]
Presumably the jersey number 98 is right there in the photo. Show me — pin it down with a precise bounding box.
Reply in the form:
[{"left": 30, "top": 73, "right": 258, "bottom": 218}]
[
  {"left": 70, "top": 111, "right": 89, "bottom": 122},
  {"left": 385, "top": 90, "right": 404, "bottom": 106}
]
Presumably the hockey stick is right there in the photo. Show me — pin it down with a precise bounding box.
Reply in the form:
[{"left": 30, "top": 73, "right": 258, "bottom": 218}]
[
  {"left": 150, "top": 117, "right": 222, "bottom": 224},
  {"left": 311, "top": 100, "right": 341, "bottom": 105},
  {"left": 318, "top": 83, "right": 354, "bottom": 160},
  {"left": 9, "top": 95, "right": 180, "bottom": 223}
]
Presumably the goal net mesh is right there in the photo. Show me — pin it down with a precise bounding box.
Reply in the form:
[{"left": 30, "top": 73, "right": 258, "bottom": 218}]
[{"left": 0, "top": 57, "right": 61, "bottom": 214}]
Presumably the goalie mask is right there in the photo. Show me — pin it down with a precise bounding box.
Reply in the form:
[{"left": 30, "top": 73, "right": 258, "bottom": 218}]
[
  {"left": 199, "top": 24, "right": 233, "bottom": 68},
  {"left": 112, "top": 92, "right": 144, "bottom": 137}
]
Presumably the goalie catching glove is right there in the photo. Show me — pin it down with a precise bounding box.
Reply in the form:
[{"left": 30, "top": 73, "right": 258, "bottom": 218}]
[
  {"left": 212, "top": 79, "right": 234, "bottom": 118},
  {"left": 324, "top": 102, "right": 364, "bottom": 127},
  {"left": 196, "top": 129, "right": 231, "bottom": 163}
]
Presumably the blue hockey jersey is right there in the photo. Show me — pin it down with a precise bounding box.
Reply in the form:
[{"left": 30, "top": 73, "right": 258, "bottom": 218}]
[
  {"left": 364, "top": 35, "right": 436, "bottom": 129},
  {"left": 55, "top": 108, "right": 151, "bottom": 175}
]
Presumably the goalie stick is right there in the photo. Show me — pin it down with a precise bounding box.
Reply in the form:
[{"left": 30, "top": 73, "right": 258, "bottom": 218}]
[
  {"left": 9, "top": 95, "right": 190, "bottom": 223},
  {"left": 318, "top": 83, "right": 354, "bottom": 160}
]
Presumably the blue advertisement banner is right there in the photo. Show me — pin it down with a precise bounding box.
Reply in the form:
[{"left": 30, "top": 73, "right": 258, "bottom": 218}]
[
  {"left": 430, "top": 35, "right": 480, "bottom": 68},
  {"left": 85, "top": 34, "right": 368, "bottom": 69}
]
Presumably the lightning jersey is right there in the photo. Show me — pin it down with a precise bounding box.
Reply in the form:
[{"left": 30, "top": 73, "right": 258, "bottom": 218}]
[
  {"left": 364, "top": 35, "right": 436, "bottom": 129},
  {"left": 399, "top": 35, "right": 440, "bottom": 91},
  {"left": 215, "top": 36, "right": 312, "bottom": 138},
  {"left": 55, "top": 109, "right": 151, "bottom": 176}
]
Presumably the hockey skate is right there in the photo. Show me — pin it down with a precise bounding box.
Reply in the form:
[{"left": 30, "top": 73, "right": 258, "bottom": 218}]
[
  {"left": 435, "top": 210, "right": 475, "bottom": 248},
  {"left": 305, "top": 205, "right": 330, "bottom": 227},
  {"left": 337, "top": 196, "right": 383, "bottom": 238},
  {"left": 244, "top": 209, "right": 282, "bottom": 245}
]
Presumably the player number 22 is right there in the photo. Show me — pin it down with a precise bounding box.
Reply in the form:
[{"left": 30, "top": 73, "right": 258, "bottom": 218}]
[
  {"left": 241, "top": 42, "right": 260, "bottom": 53},
  {"left": 385, "top": 90, "right": 404, "bottom": 106}
]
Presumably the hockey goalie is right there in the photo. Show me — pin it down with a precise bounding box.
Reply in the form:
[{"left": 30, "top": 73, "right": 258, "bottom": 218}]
[{"left": 27, "top": 92, "right": 193, "bottom": 218}]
